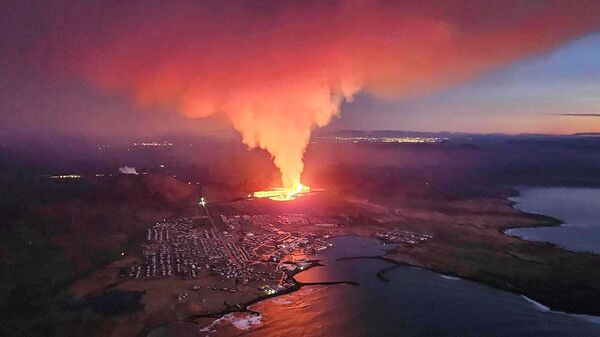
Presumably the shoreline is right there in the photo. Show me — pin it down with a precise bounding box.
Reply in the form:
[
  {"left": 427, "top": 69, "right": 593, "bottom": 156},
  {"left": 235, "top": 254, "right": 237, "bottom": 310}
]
[
  {"left": 521, "top": 295, "right": 600, "bottom": 325},
  {"left": 377, "top": 251, "right": 600, "bottom": 320},
  {"left": 189, "top": 226, "right": 600, "bottom": 331},
  {"left": 355, "top": 247, "right": 600, "bottom": 324},
  {"left": 500, "top": 190, "right": 564, "bottom": 237},
  {"left": 502, "top": 190, "right": 600, "bottom": 256},
  {"left": 151, "top": 225, "right": 600, "bottom": 335},
  {"left": 331, "top": 222, "right": 600, "bottom": 323},
  {"left": 182, "top": 259, "right": 359, "bottom": 325},
  {"left": 383, "top": 189, "right": 600, "bottom": 319},
  {"left": 144, "top": 190, "right": 600, "bottom": 334}
]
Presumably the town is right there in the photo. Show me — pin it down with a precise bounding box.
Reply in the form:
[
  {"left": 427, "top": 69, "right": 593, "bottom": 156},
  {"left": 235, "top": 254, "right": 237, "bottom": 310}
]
[
  {"left": 120, "top": 212, "right": 334, "bottom": 295},
  {"left": 373, "top": 228, "right": 433, "bottom": 246}
]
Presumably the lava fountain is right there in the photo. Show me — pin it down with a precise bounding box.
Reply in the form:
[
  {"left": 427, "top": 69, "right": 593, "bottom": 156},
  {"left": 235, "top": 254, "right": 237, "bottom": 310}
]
[
  {"left": 56, "top": 1, "right": 600, "bottom": 203},
  {"left": 253, "top": 183, "right": 311, "bottom": 201}
]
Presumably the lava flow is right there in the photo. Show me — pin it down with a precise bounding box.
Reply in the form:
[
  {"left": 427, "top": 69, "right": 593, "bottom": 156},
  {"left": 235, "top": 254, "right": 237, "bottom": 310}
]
[{"left": 253, "top": 184, "right": 311, "bottom": 201}]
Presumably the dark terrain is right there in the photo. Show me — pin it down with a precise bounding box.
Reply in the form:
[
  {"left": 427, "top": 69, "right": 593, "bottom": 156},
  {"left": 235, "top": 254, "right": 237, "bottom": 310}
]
[{"left": 1, "top": 131, "right": 600, "bottom": 336}]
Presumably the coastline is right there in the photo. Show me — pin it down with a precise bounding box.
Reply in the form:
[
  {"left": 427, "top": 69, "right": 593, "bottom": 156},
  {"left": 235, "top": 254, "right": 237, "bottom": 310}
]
[
  {"left": 502, "top": 188, "right": 600, "bottom": 256},
  {"left": 375, "top": 256, "right": 600, "bottom": 322},
  {"left": 521, "top": 295, "right": 600, "bottom": 325},
  {"left": 380, "top": 252, "right": 600, "bottom": 320},
  {"left": 182, "top": 259, "right": 359, "bottom": 326},
  {"left": 191, "top": 213, "right": 600, "bottom": 333},
  {"left": 155, "top": 224, "right": 600, "bottom": 335},
  {"left": 499, "top": 193, "right": 564, "bottom": 236},
  {"left": 373, "top": 243, "right": 600, "bottom": 325},
  {"left": 129, "top": 190, "right": 600, "bottom": 335},
  {"left": 379, "top": 189, "right": 600, "bottom": 319}
]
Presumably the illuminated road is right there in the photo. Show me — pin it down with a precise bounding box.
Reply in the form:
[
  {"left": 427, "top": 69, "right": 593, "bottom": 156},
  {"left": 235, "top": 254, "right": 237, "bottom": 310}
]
[
  {"left": 249, "top": 231, "right": 292, "bottom": 265},
  {"left": 245, "top": 231, "right": 294, "bottom": 285},
  {"left": 200, "top": 201, "right": 241, "bottom": 267}
]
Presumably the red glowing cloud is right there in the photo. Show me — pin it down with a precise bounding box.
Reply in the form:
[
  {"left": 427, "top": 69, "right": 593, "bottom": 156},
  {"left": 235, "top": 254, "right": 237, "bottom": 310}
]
[{"left": 54, "top": 0, "right": 600, "bottom": 188}]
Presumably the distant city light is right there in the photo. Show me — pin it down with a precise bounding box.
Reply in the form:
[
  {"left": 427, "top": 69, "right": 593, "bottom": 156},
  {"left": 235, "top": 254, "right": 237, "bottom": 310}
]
[
  {"left": 331, "top": 136, "right": 446, "bottom": 144},
  {"left": 50, "top": 174, "right": 81, "bottom": 179},
  {"left": 132, "top": 141, "right": 174, "bottom": 147}
]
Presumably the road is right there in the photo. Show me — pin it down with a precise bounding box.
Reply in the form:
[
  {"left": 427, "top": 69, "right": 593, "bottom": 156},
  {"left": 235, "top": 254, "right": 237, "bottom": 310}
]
[{"left": 200, "top": 202, "right": 241, "bottom": 267}]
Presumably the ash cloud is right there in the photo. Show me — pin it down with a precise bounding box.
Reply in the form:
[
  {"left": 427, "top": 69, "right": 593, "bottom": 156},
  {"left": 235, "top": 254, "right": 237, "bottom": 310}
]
[{"left": 40, "top": 0, "right": 600, "bottom": 188}]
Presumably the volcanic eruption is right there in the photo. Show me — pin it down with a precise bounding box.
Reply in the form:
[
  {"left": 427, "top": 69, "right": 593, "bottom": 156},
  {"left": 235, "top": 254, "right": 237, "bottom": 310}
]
[{"left": 52, "top": 0, "right": 600, "bottom": 199}]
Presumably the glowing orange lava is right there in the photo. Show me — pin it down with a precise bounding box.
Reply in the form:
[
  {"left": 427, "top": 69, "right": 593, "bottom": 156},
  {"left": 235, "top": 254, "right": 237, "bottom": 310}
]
[{"left": 253, "top": 183, "right": 310, "bottom": 201}]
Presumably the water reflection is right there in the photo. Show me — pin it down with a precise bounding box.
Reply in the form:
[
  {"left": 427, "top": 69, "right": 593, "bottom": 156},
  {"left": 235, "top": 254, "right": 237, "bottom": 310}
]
[{"left": 213, "top": 236, "right": 600, "bottom": 337}]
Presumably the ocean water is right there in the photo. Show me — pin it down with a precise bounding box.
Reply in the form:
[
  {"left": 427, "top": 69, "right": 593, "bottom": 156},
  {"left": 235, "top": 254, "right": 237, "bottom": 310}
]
[
  {"left": 211, "top": 236, "right": 600, "bottom": 337},
  {"left": 506, "top": 187, "right": 600, "bottom": 254}
]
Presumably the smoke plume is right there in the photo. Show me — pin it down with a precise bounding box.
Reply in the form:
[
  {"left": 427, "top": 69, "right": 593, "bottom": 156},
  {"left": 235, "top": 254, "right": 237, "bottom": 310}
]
[
  {"left": 56, "top": 0, "right": 600, "bottom": 189},
  {"left": 119, "top": 166, "right": 139, "bottom": 175}
]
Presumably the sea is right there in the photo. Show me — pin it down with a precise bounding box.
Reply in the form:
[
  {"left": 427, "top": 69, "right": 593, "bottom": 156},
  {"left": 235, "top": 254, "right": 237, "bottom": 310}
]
[
  {"left": 209, "top": 235, "right": 600, "bottom": 336},
  {"left": 506, "top": 187, "right": 600, "bottom": 254}
]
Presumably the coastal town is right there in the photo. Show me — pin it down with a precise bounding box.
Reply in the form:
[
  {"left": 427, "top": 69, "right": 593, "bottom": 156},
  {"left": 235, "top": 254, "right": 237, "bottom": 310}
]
[
  {"left": 119, "top": 210, "right": 335, "bottom": 299},
  {"left": 115, "top": 195, "right": 438, "bottom": 316},
  {"left": 373, "top": 228, "right": 432, "bottom": 246}
]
